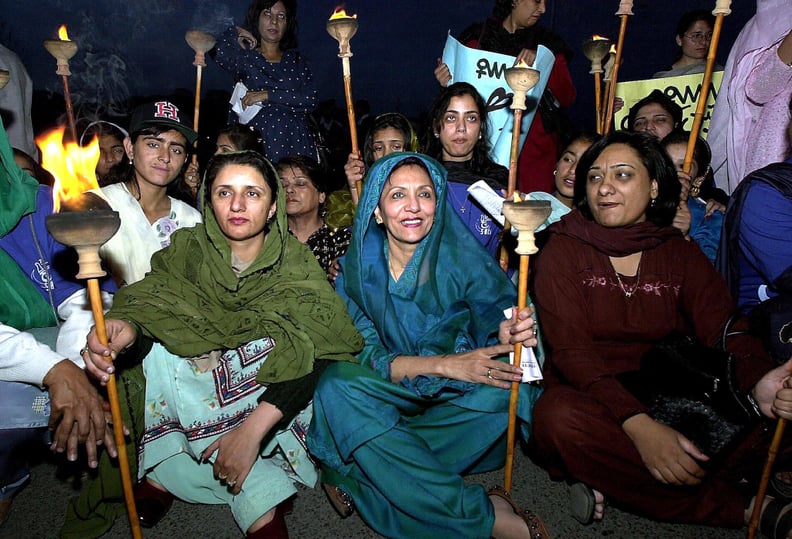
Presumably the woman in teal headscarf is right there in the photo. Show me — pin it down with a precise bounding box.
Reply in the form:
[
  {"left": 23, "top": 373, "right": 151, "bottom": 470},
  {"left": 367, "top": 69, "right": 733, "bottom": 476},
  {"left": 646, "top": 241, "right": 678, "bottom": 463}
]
[
  {"left": 307, "top": 152, "right": 548, "bottom": 538},
  {"left": 83, "top": 151, "right": 362, "bottom": 538}
]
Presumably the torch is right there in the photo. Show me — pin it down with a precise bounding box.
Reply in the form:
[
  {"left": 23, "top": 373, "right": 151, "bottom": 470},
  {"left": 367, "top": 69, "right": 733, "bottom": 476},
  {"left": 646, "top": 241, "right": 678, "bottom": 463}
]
[
  {"left": 582, "top": 36, "right": 612, "bottom": 135},
  {"left": 603, "top": 1, "right": 634, "bottom": 134},
  {"left": 683, "top": 0, "right": 731, "bottom": 197},
  {"left": 185, "top": 30, "right": 216, "bottom": 170},
  {"left": 327, "top": 7, "right": 362, "bottom": 196},
  {"left": 498, "top": 61, "right": 540, "bottom": 273},
  {"left": 43, "top": 25, "right": 79, "bottom": 144},
  {"left": 500, "top": 194, "right": 551, "bottom": 492},
  {"left": 38, "top": 128, "right": 143, "bottom": 539}
]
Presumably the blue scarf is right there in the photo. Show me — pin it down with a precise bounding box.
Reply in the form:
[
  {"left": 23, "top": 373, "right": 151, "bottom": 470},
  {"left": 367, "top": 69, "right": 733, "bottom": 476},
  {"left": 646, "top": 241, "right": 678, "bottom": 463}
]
[{"left": 338, "top": 152, "right": 516, "bottom": 395}]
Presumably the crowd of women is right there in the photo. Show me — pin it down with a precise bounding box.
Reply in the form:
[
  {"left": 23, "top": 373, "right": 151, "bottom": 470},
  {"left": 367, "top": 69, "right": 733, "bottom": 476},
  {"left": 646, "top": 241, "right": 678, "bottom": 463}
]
[{"left": 2, "top": 0, "right": 792, "bottom": 538}]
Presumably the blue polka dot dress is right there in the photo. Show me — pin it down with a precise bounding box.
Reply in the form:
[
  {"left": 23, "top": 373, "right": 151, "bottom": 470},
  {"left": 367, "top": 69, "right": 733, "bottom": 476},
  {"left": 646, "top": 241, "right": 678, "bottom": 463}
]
[{"left": 215, "top": 27, "right": 318, "bottom": 162}]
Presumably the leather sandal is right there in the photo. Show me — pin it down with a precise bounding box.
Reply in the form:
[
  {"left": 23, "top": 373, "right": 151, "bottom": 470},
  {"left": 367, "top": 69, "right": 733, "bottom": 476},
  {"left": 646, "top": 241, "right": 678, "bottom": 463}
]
[
  {"left": 759, "top": 496, "right": 792, "bottom": 539},
  {"left": 569, "top": 482, "right": 597, "bottom": 524},
  {"left": 322, "top": 482, "right": 355, "bottom": 518},
  {"left": 134, "top": 479, "right": 174, "bottom": 528},
  {"left": 488, "top": 485, "right": 551, "bottom": 539}
]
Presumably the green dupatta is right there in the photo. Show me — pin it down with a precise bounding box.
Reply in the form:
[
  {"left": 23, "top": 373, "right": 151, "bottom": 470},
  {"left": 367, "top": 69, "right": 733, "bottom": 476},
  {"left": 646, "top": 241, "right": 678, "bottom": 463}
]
[{"left": 108, "top": 155, "right": 362, "bottom": 383}]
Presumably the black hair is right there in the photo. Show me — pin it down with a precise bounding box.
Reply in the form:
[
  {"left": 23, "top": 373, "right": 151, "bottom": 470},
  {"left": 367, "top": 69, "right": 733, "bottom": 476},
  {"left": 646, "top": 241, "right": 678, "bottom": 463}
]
[
  {"left": 244, "top": 0, "right": 298, "bottom": 51},
  {"left": 424, "top": 82, "right": 496, "bottom": 172},
  {"left": 661, "top": 130, "right": 711, "bottom": 174},
  {"left": 363, "top": 113, "right": 419, "bottom": 166},
  {"left": 627, "top": 90, "right": 683, "bottom": 134},
  {"left": 276, "top": 154, "right": 327, "bottom": 194},
  {"left": 672, "top": 10, "right": 715, "bottom": 64},
  {"left": 204, "top": 150, "right": 279, "bottom": 208},
  {"left": 574, "top": 131, "right": 681, "bottom": 227},
  {"left": 216, "top": 124, "right": 263, "bottom": 153}
]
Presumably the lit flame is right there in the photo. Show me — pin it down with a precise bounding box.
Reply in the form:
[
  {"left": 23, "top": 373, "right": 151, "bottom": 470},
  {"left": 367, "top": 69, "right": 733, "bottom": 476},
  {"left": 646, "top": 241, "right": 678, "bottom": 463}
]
[
  {"left": 515, "top": 59, "right": 530, "bottom": 68},
  {"left": 609, "top": 45, "right": 617, "bottom": 54},
  {"left": 511, "top": 192, "right": 532, "bottom": 203},
  {"left": 58, "top": 25, "right": 70, "bottom": 41},
  {"left": 592, "top": 34, "right": 609, "bottom": 40},
  {"left": 37, "top": 127, "right": 100, "bottom": 212},
  {"left": 329, "top": 6, "right": 357, "bottom": 19}
]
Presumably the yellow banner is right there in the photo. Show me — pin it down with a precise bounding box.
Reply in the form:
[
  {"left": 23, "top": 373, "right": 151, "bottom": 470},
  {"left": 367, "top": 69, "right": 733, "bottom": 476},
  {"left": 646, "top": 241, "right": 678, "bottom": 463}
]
[{"left": 613, "top": 71, "right": 724, "bottom": 138}]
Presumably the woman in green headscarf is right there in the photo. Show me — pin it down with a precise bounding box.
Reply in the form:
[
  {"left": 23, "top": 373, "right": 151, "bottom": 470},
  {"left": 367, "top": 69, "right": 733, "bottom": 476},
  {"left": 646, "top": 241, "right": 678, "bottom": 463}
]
[
  {"left": 83, "top": 151, "right": 362, "bottom": 538},
  {"left": 307, "top": 152, "right": 548, "bottom": 538}
]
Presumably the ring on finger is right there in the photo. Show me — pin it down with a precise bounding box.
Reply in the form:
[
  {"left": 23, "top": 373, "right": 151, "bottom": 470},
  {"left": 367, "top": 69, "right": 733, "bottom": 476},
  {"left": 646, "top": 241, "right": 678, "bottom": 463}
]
[
  {"left": 486, "top": 368, "right": 493, "bottom": 380},
  {"left": 80, "top": 347, "right": 88, "bottom": 356},
  {"left": 218, "top": 473, "right": 228, "bottom": 480},
  {"left": 227, "top": 479, "right": 237, "bottom": 486}
]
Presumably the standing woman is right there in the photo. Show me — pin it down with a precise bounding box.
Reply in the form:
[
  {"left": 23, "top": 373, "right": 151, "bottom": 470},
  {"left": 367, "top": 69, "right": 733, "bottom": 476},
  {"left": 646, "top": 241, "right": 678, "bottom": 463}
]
[
  {"left": 277, "top": 155, "right": 351, "bottom": 279},
  {"left": 214, "top": 0, "right": 318, "bottom": 163},
  {"left": 424, "top": 82, "right": 507, "bottom": 258},
  {"left": 653, "top": 10, "right": 722, "bottom": 79},
  {"left": 435, "top": 0, "right": 576, "bottom": 194},
  {"left": 84, "top": 151, "right": 362, "bottom": 538},
  {"left": 93, "top": 101, "right": 202, "bottom": 287}
]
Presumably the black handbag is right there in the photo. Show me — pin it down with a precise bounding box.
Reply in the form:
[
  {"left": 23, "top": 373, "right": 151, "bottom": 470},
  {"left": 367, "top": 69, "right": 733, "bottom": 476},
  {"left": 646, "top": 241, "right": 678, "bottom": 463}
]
[{"left": 617, "top": 319, "right": 762, "bottom": 457}]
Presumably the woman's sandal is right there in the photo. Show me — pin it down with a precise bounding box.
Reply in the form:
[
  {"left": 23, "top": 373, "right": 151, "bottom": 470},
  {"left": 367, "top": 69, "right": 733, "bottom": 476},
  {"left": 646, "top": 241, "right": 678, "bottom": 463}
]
[
  {"left": 487, "top": 485, "right": 551, "bottom": 538},
  {"left": 322, "top": 482, "right": 355, "bottom": 518},
  {"left": 759, "top": 496, "right": 792, "bottom": 539},
  {"left": 569, "top": 482, "right": 599, "bottom": 525}
]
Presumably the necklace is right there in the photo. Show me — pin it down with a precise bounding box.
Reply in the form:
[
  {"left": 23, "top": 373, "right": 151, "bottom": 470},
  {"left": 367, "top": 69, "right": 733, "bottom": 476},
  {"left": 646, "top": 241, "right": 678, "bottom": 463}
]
[
  {"left": 614, "top": 260, "right": 642, "bottom": 298},
  {"left": 447, "top": 186, "right": 469, "bottom": 214}
]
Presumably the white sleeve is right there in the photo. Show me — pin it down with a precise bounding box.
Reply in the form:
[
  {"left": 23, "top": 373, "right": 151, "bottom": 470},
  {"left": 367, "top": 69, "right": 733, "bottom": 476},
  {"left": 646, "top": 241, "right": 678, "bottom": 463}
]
[
  {"left": 0, "top": 323, "right": 64, "bottom": 386},
  {"left": 0, "top": 288, "right": 113, "bottom": 387},
  {"left": 55, "top": 288, "right": 113, "bottom": 369}
]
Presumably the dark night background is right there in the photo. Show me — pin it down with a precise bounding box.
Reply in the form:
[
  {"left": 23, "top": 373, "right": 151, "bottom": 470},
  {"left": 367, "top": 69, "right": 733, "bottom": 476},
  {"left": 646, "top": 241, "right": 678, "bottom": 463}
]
[{"left": 0, "top": 0, "right": 755, "bottom": 164}]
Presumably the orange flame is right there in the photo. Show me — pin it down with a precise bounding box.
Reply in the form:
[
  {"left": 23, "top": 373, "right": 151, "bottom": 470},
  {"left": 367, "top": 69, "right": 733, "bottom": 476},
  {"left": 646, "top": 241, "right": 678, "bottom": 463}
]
[
  {"left": 515, "top": 59, "right": 530, "bottom": 68},
  {"left": 592, "top": 34, "right": 609, "bottom": 40},
  {"left": 37, "top": 127, "right": 100, "bottom": 212},
  {"left": 513, "top": 192, "right": 522, "bottom": 203},
  {"left": 329, "top": 6, "right": 357, "bottom": 19},
  {"left": 609, "top": 44, "right": 617, "bottom": 54},
  {"left": 58, "top": 25, "right": 70, "bottom": 41}
]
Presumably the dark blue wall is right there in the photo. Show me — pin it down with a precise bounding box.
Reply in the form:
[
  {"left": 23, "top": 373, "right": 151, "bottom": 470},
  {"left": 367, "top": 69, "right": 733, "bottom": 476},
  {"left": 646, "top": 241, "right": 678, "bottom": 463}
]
[{"left": 0, "top": 0, "right": 754, "bottom": 132}]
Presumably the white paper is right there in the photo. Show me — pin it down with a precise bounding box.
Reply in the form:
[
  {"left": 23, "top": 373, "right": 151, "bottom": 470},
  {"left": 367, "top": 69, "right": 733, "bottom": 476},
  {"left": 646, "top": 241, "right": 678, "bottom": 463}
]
[
  {"left": 230, "top": 82, "right": 262, "bottom": 125},
  {"left": 503, "top": 307, "right": 543, "bottom": 382},
  {"left": 468, "top": 180, "right": 506, "bottom": 226}
]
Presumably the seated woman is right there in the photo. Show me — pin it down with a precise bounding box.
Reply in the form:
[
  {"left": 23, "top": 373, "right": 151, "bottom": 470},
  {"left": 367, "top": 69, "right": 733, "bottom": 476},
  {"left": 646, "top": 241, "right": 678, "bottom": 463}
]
[
  {"left": 277, "top": 154, "right": 350, "bottom": 280},
  {"left": 662, "top": 130, "right": 723, "bottom": 262},
  {"left": 83, "top": 151, "right": 362, "bottom": 538},
  {"left": 92, "top": 101, "right": 202, "bottom": 286},
  {"left": 215, "top": 123, "right": 263, "bottom": 155},
  {"left": 529, "top": 131, "right": 792, "bottom": 535},
  {"left": 80, "top": 120, "right": 129, "bottom": 186},
  {"left": 307, "top": 152, "right": 548, "bottom": 539},
  {"left": 424, "top": 82, "right": 508, "bottom": 258},
  {"left": 327, "top": 112, "right": 420, "bottom": 228},
  {"left": 628, "top": 91, "right": 729, "bottom": 207}
]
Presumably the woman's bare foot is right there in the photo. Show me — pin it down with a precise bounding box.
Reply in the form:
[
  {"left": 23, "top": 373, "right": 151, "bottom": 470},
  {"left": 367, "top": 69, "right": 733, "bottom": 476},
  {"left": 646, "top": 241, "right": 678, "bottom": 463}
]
[{"left": 591, "top": 488, "right": 605, "bottom": 521}]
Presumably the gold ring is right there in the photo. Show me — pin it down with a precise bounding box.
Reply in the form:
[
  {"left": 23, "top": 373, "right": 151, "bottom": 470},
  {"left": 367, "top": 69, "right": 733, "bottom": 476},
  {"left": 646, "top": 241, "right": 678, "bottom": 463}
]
[{"left": 486, "top": 368, "right": 493, "bottom": 380}]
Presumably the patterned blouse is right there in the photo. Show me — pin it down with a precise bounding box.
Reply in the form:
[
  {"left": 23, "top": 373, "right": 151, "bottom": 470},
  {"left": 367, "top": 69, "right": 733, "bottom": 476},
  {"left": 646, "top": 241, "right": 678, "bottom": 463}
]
[
  {"left": 214, "top": 26, "right": 318, "bottom": 162},
  {"left": 299, "top": 222, "right": 351, "bottom": 274}
]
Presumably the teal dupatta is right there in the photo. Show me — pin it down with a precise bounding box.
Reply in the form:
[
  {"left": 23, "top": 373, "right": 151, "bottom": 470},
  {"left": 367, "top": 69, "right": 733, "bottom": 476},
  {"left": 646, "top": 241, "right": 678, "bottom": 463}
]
[{"left": 337, "top": 152, "right": 517, "bottom": 397}]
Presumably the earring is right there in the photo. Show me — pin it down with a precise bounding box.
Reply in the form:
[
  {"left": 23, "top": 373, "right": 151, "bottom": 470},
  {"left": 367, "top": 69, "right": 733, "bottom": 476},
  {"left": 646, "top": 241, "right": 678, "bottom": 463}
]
[
  {"left": 434, "top": 132, "right": 440, "bottom": 138},
  {"left": 478, "top": 134, "right": 482, "bottom": 140},
  {"left": 552, "top": 169, "right": 557, "bottom": 176},
  {"left": 650, "top": 198, "right": 657, "bottom": 207},
  {"left": 375, "top": 215, "right": 383, "bottom": 225}
]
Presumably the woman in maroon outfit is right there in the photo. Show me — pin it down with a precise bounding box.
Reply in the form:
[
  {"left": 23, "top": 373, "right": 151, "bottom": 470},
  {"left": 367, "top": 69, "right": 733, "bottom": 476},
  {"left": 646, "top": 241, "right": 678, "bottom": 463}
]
[{"left": 530, "top": 130, "right": 792, "bottom": 536}]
